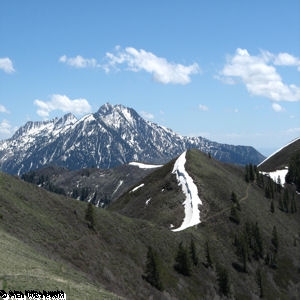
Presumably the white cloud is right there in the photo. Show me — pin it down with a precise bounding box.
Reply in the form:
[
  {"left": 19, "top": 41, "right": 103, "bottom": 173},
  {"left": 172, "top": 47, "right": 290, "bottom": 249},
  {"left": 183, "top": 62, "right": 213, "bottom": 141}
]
[
  {"left": 198, "top": 104, "right": 208, "bottom": 111},
  {"left": 219, "top": 48, "right": 300, "bottom": 102},
  {"left": 273, "top": 53, "right": 300, "bottom": 70},
  {"left": 59, "top": 55, "right": 98, "bottom": 68},
  {"left": 0, "top": 57, "right": 15, "bottom": 73},
  {"left": 272, "top": 103, "right": 284, "bottom": 112},
  {"left": 0, "top": 104, "right": 9, "bottom": 113},
  {"left": 0, "top": 119, "right": 13, "bottom": 136},
  {"left": 284, "top": 127, "right": 300, "bottom": 134},
  {"left": 34, "top": 94, "right": 92, "bottom": 117},
  {"left": 104, "top": 46, "right": 200, "bottom": 84},
  {"left": 140, "top": 111, "right": 154, "bottom": 120}
]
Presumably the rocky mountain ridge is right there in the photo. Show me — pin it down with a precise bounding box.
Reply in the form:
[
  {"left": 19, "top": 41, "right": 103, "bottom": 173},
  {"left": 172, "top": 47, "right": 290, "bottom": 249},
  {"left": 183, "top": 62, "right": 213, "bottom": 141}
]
[{"left": 0, "top": 103, "right": 265, "bottom": 175}]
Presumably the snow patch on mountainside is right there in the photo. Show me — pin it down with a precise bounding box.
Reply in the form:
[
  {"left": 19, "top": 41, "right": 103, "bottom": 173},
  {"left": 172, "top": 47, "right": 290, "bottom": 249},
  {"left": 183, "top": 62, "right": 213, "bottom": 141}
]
[
  {"left": 112, "top": 180, "right": 124, "bottom": 195},
  {"left": 171, "top": 151, "right": 202, "bottom": 232},
  {"left": 130, "top": 183, "right": 144, "bottom": 193},
  {"left": 260, "top": 168, "right": 289, "bottom": 186},
  {"left": 129, "top": 162, "right": 163, "bottom": 169}
]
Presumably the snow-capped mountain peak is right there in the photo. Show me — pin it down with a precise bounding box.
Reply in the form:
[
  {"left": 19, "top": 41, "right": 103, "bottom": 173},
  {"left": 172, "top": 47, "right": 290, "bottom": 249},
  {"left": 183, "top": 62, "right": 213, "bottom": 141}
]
[
  {"left": 11, "top": 113, "right": 78, "bottom": 141},
  {"left": 55, "top": 113, "right": 78, "bottom": 128},
  {"left": 0, "top": 103, "right": 265, "bottom": 175}
]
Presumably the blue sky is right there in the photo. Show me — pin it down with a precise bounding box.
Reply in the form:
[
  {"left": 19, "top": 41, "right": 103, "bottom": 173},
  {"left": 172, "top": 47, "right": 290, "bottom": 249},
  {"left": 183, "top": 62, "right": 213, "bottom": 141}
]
[{"left": 1, "top": 0, "right": 299, "bottom": 156}]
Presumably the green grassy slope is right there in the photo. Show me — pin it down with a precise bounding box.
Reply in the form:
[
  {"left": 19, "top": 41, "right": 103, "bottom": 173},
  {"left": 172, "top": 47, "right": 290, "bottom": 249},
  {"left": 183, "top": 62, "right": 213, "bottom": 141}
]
[
  {"left": 0, "top": 229, "right": 119, "bottom": 299},
  {"left": 0, "top": 171, "right": 212, "bottom": 299},
  {"left": 108, "top": 158, "right": 186, "bottom": 228},
  {"left": 0, "top": 148, "right": 299, "bottom": 299},
  {"left": 110, "top": 149, "right": 300, "bottom": 298}
]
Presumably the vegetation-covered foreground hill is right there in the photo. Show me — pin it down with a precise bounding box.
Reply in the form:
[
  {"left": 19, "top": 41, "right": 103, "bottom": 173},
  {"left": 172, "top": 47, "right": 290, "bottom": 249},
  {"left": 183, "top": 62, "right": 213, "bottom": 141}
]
[
  {"left": 0, "top": 149, "right": 299, "bottom": 299},
  {"left": 110, "top": 149, "right": 300, "bottom": 298}
]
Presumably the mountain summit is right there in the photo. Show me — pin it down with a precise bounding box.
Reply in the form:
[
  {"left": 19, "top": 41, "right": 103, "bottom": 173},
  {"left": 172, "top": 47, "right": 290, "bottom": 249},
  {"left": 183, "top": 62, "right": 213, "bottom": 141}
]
[{"left": 0, "top": 103, "right": 264, "bottom": 175}]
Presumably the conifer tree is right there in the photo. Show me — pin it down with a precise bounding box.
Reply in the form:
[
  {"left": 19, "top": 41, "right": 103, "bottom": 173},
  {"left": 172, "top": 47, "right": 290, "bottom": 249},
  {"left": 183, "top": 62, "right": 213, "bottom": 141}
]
[
  {"left": 271, "top": 225, "right": 278, "bottom": 253},
  {"left": 245, "top": 164, "right": 250, "bottom": 183},
  {"left": 249, "top": 163, "right": 255, "bottom": 182},
  {"left": 278, "top": 196, "right": 284, "bottom": 211},
  {"left": 256, "top": 268, "right": 264, "bottom": 298},
  {"left": 80, "top": 187, "right": 89, "bottom": 201},
  {"left": 229, "top": 205, "right": 240, "bottom": 224},
  {"left": 235, "top": 234, "right": 248, "bottom": 272},
  {"left": 231, "top": 191, "right": 241, "bottom": 210},
  {"left": 205, "top": 240, "right": 213, "bottom": 268},
  {"left": 216, "top": 263, "right": 230, "bottom": 297},
  {"left": 285, "top": 152, "right": 300, "bottom": 191},
  {"left": 283, "top": 188, "right": 289, "bottom": 212},
  {"left": 270, "top": 199, "right": 275, "bottom": 213},
  {"left": 276, "top": 176, "right": 282, "bottom": 193},
  {"left": 244, "top": 221, "right": 252, "bottom": 254},
  {"left": 72, "top": 188, "right": 79, "bottom": 199},
  {"left": 257, "top": 172, "right": 264, "bottom": 188},
  {"left": 143, "top": 246, "right": 163, "bottom": 291},
  {"left": 242, "top": 241, "right": 249, "bottom": 272},
  {"left": 231, "top": 191, "right": 237, "bottom": 203},
  {"left": 252, "top": 222, "right": 263, "bottom": 259},
  {"left": 264, "top": 177, "right": 275, "bottom": 199},
  {"left": 189, "top": 238, "right": 198, "bottom": 266},
  {"left": 290, "top": 193, "right": 297, "bottom": 213},
  {"left": 85, "top": 202, "right": 95, "bottom": 230},
  {"left": 265, "top": 185, "right": 270, "bottom": 199},
  {"left": 174, "top": 242, "right": 191, "bottom": 276}
]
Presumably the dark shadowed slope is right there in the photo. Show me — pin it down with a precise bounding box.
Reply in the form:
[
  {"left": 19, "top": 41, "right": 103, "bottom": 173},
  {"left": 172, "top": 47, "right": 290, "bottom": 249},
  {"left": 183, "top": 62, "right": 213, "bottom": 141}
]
[{"left": 258, "top": 137, "right": 300, "bottom": 172}]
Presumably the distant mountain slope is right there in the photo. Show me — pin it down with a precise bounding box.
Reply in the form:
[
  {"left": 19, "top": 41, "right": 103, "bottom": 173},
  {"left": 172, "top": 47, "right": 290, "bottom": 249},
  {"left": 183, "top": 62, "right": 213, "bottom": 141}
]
[
  {"left": 258, "top": 137, "right": 300, "bottom": 172},
  {"left": 0, "top": 103, "right": 264, "bottom": 175},
  {"left": 21, "top": 163, "right": 161, "bottom": 206}
]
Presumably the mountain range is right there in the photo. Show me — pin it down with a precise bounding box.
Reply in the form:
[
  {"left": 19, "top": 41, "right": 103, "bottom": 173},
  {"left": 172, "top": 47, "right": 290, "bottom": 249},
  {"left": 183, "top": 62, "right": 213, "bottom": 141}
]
[{"left": 0, "top": 103, "right": 265, "bottom": 175}]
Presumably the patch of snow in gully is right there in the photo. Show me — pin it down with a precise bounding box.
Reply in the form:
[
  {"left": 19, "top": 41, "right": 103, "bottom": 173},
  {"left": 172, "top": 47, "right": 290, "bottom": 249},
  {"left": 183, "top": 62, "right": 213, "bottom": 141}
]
[
  {"left": 260, "top": 168, "right": 288, "bottom": 186},
  {"left": 129, "top": 162, "right": 163, "bottom": 169},
  {"left": 130, "top": 183, "right": 145, "bottom": 193},
  {"left": 112, "top": 180, "right": 124, "bottom": 195},
  {"left": 171, "top": 151, "right": 202, "bottom": 232}
]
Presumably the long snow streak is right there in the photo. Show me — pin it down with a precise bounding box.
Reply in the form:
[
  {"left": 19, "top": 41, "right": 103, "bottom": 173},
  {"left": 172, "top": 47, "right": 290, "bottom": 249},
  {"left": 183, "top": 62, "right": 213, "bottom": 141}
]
[{"left": 171, "top": 151, "right": 202, "bottom": 232}]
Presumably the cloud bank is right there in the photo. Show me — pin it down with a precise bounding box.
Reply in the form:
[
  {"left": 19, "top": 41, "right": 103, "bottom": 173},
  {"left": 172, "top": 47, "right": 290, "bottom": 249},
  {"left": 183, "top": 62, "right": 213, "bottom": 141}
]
[
  {"left": 140, "top": 111, "right": 154, "bottom": 120},
  {"left": 34, "top": 94, "right": 92, "bottom": 117},
  {"left": 272, "top": 103, "right": 284, "bottom": 112},
  {"left": 104, "top": 46, "right": 200, "bottom": 84},
  {"left": 0, "top": 57, "right": 15, "bottom": 73},
  {"left": 0, "top": 119, "right": 13, "bottom": 137},
  {"left": 0, "top": 104, "right": 9, "bottom": 113},
  {"left": 198, "top": 104, "right": 209, "bottom": 111},
  {"left": 219, "top": 48, "right": 300, "bottom": 102},
  {"left": 59, "top": 55, "right": 98, "bottom": 68}
]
